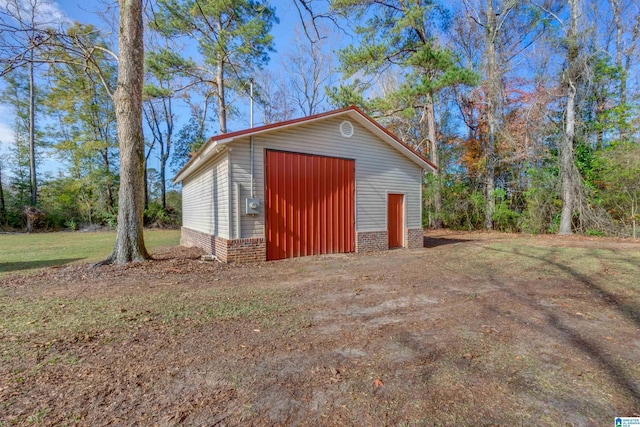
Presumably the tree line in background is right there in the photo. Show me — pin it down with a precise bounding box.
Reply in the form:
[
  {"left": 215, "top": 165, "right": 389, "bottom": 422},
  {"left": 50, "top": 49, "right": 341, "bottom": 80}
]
[
  {"left": 325, "top": 0, "right": 639, "bottom": 238},
  {"left": 1, "top": 0, "right": 639, "bottom": 240}
]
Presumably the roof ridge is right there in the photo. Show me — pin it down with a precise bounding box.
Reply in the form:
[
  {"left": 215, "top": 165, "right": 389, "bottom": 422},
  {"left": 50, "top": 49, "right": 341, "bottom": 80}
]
[{"left": 173, "top": 105, "right": 436, "bottom": 183}]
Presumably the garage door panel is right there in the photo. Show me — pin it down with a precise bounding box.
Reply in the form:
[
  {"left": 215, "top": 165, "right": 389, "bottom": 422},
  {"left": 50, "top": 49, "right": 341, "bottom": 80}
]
[{"left": 266, "top": 150, "right": 354, "bottom": 260}]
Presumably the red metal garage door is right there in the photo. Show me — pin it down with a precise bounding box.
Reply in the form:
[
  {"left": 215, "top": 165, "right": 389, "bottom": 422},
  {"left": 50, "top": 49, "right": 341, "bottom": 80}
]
[{"left": 265, "top": 150, "right": 355, "bottom": 260}]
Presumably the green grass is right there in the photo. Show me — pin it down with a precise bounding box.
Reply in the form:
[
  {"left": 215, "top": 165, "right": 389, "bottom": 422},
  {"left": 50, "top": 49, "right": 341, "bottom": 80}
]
[
  {"left": 0, "top": 229, "right": 180, "bottom": 276},
  {"left": 0, "top": 288, "right": 290, "bottom": 344}
]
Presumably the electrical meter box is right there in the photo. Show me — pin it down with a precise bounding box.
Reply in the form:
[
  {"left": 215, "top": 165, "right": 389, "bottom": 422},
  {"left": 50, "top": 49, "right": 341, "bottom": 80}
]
[{"left": 245, "top": 198, "right": 260, "bottom": 215}]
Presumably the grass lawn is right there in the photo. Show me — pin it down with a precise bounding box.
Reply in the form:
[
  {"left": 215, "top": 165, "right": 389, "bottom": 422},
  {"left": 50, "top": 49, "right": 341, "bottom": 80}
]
[
  {"left": 1, "top": 231, "right": 639, "bottom": 426},
  {"left": 0, "top": 229, "right": 180, "bottom": 276}
]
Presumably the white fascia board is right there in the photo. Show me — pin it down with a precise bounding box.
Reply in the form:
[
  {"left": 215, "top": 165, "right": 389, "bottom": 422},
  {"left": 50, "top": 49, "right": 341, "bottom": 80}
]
[{"left": 173, "top": 138, "right": 233, "bottom": 183}]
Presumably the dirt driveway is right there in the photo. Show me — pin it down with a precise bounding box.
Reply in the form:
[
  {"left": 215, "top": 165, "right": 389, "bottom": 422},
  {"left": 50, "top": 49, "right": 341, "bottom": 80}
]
[{"left": 1, "top": 231, "right": 640, "bottom": 426}]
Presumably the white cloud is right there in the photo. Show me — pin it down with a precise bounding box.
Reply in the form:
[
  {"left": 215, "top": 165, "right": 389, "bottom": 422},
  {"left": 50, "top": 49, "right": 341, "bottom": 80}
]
[
  {"left": 0, "top": 122, "right": 13, "bottom": 144},
  {"left": 32, "top": 0, "right": 69, "bottom": 26},
  {"left": 0, "top": 100, "right": 14, "bottom": 163},
  {"left": 0, "top": 103, "right": 15, "bottom": 154},
  {"left": 0, "top": 122, "right": 14, "bottom": 160},
  {"left": 1, "top": 0, "right": 70, "bottom": 28}
]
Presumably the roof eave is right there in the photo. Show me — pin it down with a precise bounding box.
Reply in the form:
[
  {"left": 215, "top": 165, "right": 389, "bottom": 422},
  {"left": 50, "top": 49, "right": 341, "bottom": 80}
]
[
  {"left": 173, "top": 137, "right": 233, "bottom": 183},
  {"left": 172, "top": 105, "right": 437, "bottom": 183}
]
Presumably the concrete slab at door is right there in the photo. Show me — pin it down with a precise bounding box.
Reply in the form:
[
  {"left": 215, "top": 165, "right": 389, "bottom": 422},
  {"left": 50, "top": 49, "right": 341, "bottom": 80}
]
[
  {"left": 265, "top": 150, "right": 355, "bottom": 260},
  {"left": 388, "top": 193, "right": 404, "bottom": 249}
]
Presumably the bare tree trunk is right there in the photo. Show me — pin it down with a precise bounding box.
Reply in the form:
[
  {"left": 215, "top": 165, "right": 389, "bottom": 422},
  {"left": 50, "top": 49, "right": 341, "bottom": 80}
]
[
  {"left": 559, "top": 81, "right": 576, "bottom": 234},
  {"left": 559, "top": 0, "right": 579, "bottom": 235},
  {"left": 160, "top": 161, "right": 167, "bottom": 209},
  {"left": 102, "top": 0, "right": 149, "bottom": 264},
  {"left": 160, "top": 97, "right": 172, "bottom": 211},
  {"left": 92, "top": 100, "right": 115, "bottom": 213},
  {"left": 613, "top": 0, "right": 625, "bottom": 104},
  {"left": 217, "top": 58, "right": 226, "bottom": 134},
  {"left": 425, "top": 96, "right": 442, "bottom": 229},
  {"left": 144, "top": 164, "right": 149, "bottom": 210},
  {"left": 216, "top": 19, "right": 227, "bottom": 134},
  {"left": 0, "top": 162, "right": 6, "bottom": 226},
  {"left": 142, "top": 103, "right": 157, "bottom": 212},
  {"left": 610, "top": 0, "right": 628, "bottom": 140},
  {"left": 144, "top": 93, "right": 174, "bottom": 213},
  {"left": 28, "top": 57, "right": 37, "bottom": 206},
  {"left": 199, "top": 95, "right": 210, "bottom": 141},
  {"left": 632, "top": 197, "right": 637, "bottom": 239},
  {"left": 102, "top": 148, "right": 115, "bottom": 212},
  {"left": 595, "top": 93, "right": 605, "bottom": 150},
  {"left": 143, "top": 131, "right": 157, "bottom": 213},
  {"left": 484, "top": 0, "right": 498, "bottom": 231},
  {"left": 160, "top": 136, "right": 166, "bottom": 209}
]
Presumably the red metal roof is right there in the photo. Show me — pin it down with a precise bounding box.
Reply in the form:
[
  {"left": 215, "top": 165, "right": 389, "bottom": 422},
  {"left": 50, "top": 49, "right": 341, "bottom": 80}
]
[{"left": 174, "top": 105, "right": 437, "bottom": 182}]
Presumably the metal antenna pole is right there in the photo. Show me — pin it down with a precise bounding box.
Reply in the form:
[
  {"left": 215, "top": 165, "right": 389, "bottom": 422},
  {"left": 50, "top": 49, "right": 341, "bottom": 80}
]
[{"left": 250, "top": 80, "right": 253, "bottom": 129}]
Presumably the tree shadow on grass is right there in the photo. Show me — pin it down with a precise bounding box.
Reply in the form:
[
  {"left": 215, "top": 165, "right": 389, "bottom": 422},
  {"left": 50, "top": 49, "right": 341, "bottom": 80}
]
[
  {"left": 505, "top": 246, "right": 640, "bottom": 328},
  {"left": 481, "top": 245, "right": 640, "bottom": 407},
  {"left": 423, "top": 236, "right": 472, "bottom": 248},
  {"left": 0, "top": 258, "right": 85, "bottom": 274}
]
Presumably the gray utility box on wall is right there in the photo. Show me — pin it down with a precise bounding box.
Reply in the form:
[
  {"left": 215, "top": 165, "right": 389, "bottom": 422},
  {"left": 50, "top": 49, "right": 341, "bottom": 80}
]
[{"left": 246, "top": 198, "right": 260, "bottom": 215}]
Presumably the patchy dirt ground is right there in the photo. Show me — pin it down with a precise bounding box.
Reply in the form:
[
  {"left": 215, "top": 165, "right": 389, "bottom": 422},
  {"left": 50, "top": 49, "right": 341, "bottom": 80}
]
[{"left": 1, "top": 231, "right": 640, "bottom": 426}]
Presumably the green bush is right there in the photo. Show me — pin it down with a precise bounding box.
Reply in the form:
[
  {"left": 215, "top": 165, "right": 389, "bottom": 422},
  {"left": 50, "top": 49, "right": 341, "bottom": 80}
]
[
  {"left": 98, "top": 211, "right": 118, "bottom": 228},
  {"left": 492, "top": 188, "right": 520, "bottom": 232},
  {"left": 144, "top": 201, "right": 180, "bottom": 227},
  {"left": 431, "top": 175, "right": 485, "bottom": 230},
  {"left": 40, "top": 209, "right": 68, "bottom": 230},
  {"left": 520, "top": 167, "right": 560, "bottom": 234}
]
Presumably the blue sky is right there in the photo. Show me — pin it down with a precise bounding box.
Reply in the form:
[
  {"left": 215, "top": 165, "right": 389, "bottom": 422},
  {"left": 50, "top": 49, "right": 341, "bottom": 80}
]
[{"left": 0, "top": 0, "right": 342, "bottom": 176}]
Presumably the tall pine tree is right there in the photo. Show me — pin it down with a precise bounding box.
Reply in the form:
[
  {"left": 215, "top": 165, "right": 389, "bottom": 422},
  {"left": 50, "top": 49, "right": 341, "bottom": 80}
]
[
  {"left": 152, "top": 0, "right": 277, "bottom": 133},
  {"left": 332, "top": 0, "right": 477, "bottom": 227}
]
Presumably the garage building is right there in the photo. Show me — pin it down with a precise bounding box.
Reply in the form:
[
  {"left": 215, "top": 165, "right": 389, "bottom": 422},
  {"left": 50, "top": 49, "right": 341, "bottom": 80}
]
[{"left": 173, "top": 106, "right": 436, "bottom": 262}]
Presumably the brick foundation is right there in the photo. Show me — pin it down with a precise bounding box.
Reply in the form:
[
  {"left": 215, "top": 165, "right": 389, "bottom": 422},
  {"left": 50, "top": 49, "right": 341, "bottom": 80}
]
[
  {"left": 355, "top": 230, "right": 388, "bottom": 252},
  {"left": 355, "top": 228, "right": 424, "bottom": 252},
  {"left": 183, "top": 227, "right": 423, "bottom": 262},
  {"left": 407, "top": 228, "right": 424, "bottom": 249},
  {"left": 181, "top": 227, "right": 216, "bottom": 254},
  {"left": 226, "top": 238, "right": 266, "bottom": 263},
  {"left": 214, "top": 236, "right": 228, "bottom": 260},
  {"left": 180, "top": 227, "right": 266, "bottom": 263}
]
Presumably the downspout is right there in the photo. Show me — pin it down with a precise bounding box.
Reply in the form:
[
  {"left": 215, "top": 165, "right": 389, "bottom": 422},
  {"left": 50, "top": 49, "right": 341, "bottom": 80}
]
[
  {"left": 250, "top": 136, "right": 254, "bottom": 198},
  {"left": 211, "top": 168, "right": 215, "bottom": 236},
  {"left": 250, "top": 80, "right": 255, "bottom": 198},
  {"left": 228, "top": 149, "right": 233, "bottom": 239},
  {"left": 235, "top": 182, "right": 241, "bottom": 239}
]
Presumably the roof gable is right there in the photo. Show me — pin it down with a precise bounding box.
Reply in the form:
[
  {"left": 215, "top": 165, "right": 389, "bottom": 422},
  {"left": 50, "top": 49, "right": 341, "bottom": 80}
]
[{"left": 173, "top": 105, "right": 436, "bottom": 183}]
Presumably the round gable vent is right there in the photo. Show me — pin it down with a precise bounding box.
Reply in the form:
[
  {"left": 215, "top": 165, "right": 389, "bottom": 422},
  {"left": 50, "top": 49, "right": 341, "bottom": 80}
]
[{"left": 340, "top": 120, "right": 354, "bottom": 138}]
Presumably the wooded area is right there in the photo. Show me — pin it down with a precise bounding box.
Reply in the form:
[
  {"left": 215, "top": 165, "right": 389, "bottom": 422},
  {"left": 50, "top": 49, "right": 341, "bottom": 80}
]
[{"left": 1, "top": 0, "right": 639, "bottom": 245}]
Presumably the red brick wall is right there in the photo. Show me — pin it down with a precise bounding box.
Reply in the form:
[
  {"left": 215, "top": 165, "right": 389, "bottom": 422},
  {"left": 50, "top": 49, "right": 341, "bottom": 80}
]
[
  {"left": 355, "top": 230, "right": 389, "bottom": 252},
  {"left": 181, "top": 227, "right": 215, "bottom": 255},
  {"left": 214, "top": 236, "right": 227, "bottom": 261},
  {"left": 355, "top": 228, "right": 424, "bottom": 252},
  {"left": 183, "top": 226, "right": 422, "bottom": 262},
  {"left": 226, "top": 238, "right": 266, "bottom": 263},
  {"left": 180, "top": 227, "right": 265, "bottom": 263},
  {"left": 407, "top": 228, "right": 424, "bottom": 249}
]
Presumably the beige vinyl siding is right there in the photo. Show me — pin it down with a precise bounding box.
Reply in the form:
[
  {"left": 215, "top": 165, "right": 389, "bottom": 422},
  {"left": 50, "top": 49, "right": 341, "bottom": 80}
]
[
  {"left": 229, "top": 116, "right": 423, "bottom": 239},
  {"left": 228, "top": 142, "right": 262, "bottom": 239},
  {"left": 181, "top": 151, "right": 229, "bottom": 238}
]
